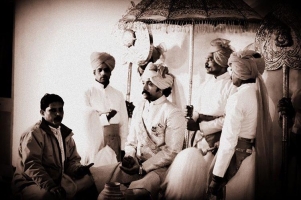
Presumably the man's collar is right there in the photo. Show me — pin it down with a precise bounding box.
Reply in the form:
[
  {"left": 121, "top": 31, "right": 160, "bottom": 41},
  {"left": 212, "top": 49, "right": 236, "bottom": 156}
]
[
  {"left": 94, "top": 79, "right": 109, "bottom": 88},
  {"left": 214, "top": 71, "right": 230, "bottom": 80},
  {"left": 49, "top": 125, "right": 61, "bottom": 132},
  {"left": 40, "top": 118, "right": 72, "bottom": 138}
]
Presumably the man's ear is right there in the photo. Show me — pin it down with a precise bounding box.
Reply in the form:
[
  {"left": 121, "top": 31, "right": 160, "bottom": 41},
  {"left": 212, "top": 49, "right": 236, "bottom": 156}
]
[{"left": 40, "top": 109, "right": 44, "bottom": 116}]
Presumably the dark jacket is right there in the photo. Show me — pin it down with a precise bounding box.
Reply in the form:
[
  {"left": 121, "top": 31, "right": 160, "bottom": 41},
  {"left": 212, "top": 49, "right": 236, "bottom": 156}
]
[{"left": 12, "top": 118, "right": 82, "bottom": 192}]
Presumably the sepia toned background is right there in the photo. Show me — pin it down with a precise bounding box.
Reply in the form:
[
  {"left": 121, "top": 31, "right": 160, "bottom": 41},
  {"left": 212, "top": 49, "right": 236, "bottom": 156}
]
[{"left": 0, "top": 0, "right": 300, "bottom": 198}]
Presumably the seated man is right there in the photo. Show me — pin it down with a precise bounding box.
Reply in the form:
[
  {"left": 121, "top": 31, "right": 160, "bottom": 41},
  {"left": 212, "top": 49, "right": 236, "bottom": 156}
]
[
  {"left": 12, "top": 93, "right": 97, "bottom": 200},
  {"left": 90, "top": 62, "right": 186, "bottom": 199}
]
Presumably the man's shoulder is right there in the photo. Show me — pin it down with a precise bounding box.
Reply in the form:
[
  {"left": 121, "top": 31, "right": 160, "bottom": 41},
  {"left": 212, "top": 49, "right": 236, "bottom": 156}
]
[
  {"left": 162, "top": 99, "right": 183, "bottom": 114},
  {"left": 21, "top": 120, "right": 44, "bottom": 138},
  {"left": 28, "top": 120, "right": 43, "bottom": 131},
  {"left": 108, "top": 85, "right": 123, "bottom": 94},
  {"left": 60, "top": 123, "right": 73, "bottom": 137}
]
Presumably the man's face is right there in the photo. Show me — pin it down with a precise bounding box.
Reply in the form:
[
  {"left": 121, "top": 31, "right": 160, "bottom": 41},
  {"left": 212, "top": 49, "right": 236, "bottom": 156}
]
[
  {"left": 228, "top": 66, "right": 242, "bottom": 87},
  {"left": 142, "top": 79, "right": 162, "bottom": 101},
  {"left": 94, "top": 63, "right": 111, "bottom": 85},
  {"left": 40, "top": 102, "right": 64, "bottom": 128},
  {"left": 205, "top": 52, "right": 224, "bottom": 76}
]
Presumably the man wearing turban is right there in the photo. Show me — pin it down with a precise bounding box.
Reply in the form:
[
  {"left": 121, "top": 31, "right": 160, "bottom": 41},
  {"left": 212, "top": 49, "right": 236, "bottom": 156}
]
[
  {"left": 82, "top": 52, "right": 129, "bottom": 164},
  {"left": 187, "top": 38, "right": 237, "bottom": 167},
  {"left": 206, "top": 50, "right": 273, "bottom": 200},
  {"left": 162, "top": 38, "right": 237, "bottom": 200},
  {"left": 89, "top": 62, "right": 186, "bottom": 199}
]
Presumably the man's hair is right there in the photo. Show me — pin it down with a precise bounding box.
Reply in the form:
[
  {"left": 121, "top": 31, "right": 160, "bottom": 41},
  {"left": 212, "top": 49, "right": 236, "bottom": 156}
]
[
  {"left": 156, "top": 87, "right": 172, "bottom": 97},
  {"left": 40, "top": 93, "right": 64, "bottom": 111},
  {"left": 163, "top": 87, "right": 172, "bottom": 97}
]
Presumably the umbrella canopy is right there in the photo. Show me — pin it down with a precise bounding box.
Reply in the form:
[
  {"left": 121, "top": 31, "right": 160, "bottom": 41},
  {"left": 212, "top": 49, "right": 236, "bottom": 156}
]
[
  {"left": 255, "top": 3, "right": 301, "bottom": 70},
  {"left": 117, "top": 0, "right": 262, "bottom": 106},
  {"left": 119, "top": 0, "right": 262, "bottom": 33}
]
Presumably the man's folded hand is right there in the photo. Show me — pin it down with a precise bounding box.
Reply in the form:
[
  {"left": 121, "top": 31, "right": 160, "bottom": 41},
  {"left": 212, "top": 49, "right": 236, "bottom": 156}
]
[
  {"left": 49, "top": 186, "right": 66, "bottom": 199},
  {"left": 120, "top": 156, "right": 139, "bottom": 175},
  {"left": 74, "top": 163, "right": 94, "bottom": 179},
  {"left": 187, "top": 118, "right": 200, "bottom": 131},
  {"left": 107, "top": 109, "right": 117, "bottom": 121},
  {"left": 207, "top": 175, "right": 223, "bottom": 196}
]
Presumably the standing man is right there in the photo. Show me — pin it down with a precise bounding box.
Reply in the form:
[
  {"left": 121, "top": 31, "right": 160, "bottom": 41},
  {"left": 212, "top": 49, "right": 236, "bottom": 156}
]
[
  {"left": 90, "top": 62, "right": 186, "bottom": 200},
  {"left": 162, "top": 38, "right": 237, "bottom": 200},
  {"left": 206, "top": 50, "right": 273, "bottom": 200},
  {"left": 83, "top": 52, "right": 129, "bottom": 163},
  {"left": 186, "top": 38, "right": 237, "bottom": 163},
  {"left": 12, "top": 93, "right": 97, "bottom": 200}
]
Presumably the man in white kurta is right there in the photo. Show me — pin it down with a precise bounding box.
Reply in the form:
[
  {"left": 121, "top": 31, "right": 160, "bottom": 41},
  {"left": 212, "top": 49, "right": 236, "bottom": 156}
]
[
  {"left": 207, "top": 50, "right": 273, "bottom": 200},
  {"left": 162, "top": 38, "right": 236, "bottom": 200},
  {"left": 83, "top": 52, "right": 128, "bottom": 164},
  {"left": 89, "top": 62, "right": 186, "bottom": 199},
  {"left": 187, "top": 38, "right": 237, "bottom": 167}
]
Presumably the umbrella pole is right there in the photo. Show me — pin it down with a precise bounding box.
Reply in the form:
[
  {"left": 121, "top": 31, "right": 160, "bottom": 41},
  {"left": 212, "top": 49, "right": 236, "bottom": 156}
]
[
  {"left": 126, "top": 62, "right": 133, "bottom": 123},
  {"left": 184, "top": 23, "right": 194, "bottom": 149},
  {"left": 188, "top": 23, "right": 194, "bottom": 106},
  {"left": 126, "top": 62, "right": 133, "bottom": 102},
  {"left": 281, "top": 64, "right": 289, "bottom": 198}
]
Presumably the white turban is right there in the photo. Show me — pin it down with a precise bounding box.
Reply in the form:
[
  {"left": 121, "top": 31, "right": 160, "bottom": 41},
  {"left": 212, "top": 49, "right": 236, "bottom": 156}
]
[
  {"left": 90, "top": 52, "right": 115, "bottom": 71},
  {"left": 141, "top": 62, "right": 174, "bottom": 90},
  {"left": 228, "top": 50, "right": 265, "bottom": 80},
  {"left": 209, "top": 38, "right": 234, "bottom": 68}
]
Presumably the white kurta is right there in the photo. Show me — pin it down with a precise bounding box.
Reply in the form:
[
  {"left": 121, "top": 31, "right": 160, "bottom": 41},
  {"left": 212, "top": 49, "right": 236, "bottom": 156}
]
[
  {"left": 194, "top": 72, "right": 237, "bottom": 135},
  {"left": 125, "top": 96, "right": 186, "bottom": 172},
  {"left": 213, "top": 83, "right": 257, "bottom": 200},
  {"left": 191, "top": 72, "right": 237, "bottom": 170},
  {"left": 213, "top": 83, "right": 257, "bottom": 176},
  {"left": 83, "top": 81, "right": 129, "bottom": 163}
]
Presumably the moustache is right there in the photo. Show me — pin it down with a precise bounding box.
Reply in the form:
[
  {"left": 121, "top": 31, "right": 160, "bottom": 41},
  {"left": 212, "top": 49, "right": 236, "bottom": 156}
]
[
  {"left": 100, "top": 75, "right": 109, "bottom": 79},
  {"left": 142, "top": 90, "right": 150, "bottom": 95},
  {"left": 54, "top": 116, "right": 63, "bottom": 121}
]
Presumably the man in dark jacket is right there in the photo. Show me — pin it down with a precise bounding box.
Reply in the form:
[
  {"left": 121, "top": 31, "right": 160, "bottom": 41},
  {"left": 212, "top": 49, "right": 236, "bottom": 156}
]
[{"left": 12, "top": 93, "right": 97, "bottom": 200}]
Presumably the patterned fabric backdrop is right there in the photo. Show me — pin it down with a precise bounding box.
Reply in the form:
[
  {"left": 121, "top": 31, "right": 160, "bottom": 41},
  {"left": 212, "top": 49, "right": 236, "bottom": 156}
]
[{"left": 255, "top": 3, "right": 301, "bottom": 70}]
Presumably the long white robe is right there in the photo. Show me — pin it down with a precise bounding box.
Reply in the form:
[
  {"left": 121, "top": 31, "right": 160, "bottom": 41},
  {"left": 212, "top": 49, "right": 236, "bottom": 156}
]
[
  {"left": 82, "top": 81, "right": 129, "bottom": 164},
  {"left": 213, "top": 83, "right": 257, "bottom": 200}
]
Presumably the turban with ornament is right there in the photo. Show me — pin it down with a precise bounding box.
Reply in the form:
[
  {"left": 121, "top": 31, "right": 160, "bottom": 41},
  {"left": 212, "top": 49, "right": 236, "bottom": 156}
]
[
  {"left": 90, "top": 52, "right": 115, "bottom": 71},
  {"left": 209, "top": 38, "right": 234, "bottom": 68},
  {"left": 141, "top": 62, "right": 174, "bottom": 90}
]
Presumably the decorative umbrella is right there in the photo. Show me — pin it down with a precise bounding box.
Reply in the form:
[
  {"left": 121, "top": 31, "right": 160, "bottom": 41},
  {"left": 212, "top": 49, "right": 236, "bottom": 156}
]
[
  {"left": 118, "top": 0, "right": 262, "bottom": 148},
  {"left": 254, "top": 2, "right": 301, "bottom": 198}
]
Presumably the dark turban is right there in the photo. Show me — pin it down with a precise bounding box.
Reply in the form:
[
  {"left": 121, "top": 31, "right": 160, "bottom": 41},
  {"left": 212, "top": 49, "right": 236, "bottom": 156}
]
[{"left": 90, "top": 52, "right": 115, "bottom": 71}]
